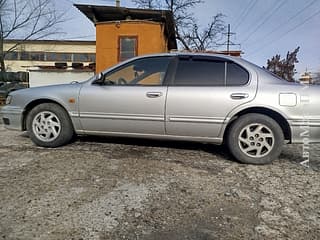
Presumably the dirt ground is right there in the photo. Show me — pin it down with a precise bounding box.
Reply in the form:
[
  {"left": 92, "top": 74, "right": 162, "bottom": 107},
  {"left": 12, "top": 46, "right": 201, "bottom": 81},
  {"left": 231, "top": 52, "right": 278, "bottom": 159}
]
[{"left": 0, "top": 122, "right": 319, "bottom": 240}]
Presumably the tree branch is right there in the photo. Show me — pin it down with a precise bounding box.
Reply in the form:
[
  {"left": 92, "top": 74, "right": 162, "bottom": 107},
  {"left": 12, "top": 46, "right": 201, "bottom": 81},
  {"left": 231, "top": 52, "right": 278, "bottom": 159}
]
[
  {"left": 0, "top": 0, "right": 66, "bottom": 72},
  {"left": 132, "top": 0, "right": 225, "bottom": 51}
]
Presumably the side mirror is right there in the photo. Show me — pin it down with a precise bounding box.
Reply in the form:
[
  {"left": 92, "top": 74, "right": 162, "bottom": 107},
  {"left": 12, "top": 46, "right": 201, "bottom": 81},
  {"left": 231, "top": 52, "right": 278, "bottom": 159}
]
[{"left": 93, "top": 72, "right": 104, "bottom": 84}]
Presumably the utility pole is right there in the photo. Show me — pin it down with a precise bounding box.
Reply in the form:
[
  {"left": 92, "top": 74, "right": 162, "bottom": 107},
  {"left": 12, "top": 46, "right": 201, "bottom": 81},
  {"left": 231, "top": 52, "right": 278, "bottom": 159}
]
[
  {"left": 218, "top": 24, "right": 240, "bottom": 54},
  {"left": 226, "top": 24, "right": 233, "bottom": 52}
]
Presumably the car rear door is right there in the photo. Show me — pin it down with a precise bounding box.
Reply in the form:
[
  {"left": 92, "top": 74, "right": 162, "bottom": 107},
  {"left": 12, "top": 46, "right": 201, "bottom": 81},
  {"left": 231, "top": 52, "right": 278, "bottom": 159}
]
[{"left": 165, "top": 56, "right": 257, "bottom": 138}]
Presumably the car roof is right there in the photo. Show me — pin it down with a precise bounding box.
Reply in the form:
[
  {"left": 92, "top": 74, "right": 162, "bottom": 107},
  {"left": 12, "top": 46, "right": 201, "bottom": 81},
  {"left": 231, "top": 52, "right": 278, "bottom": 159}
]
[
  {"left": 116, "top": 52, "right": 251, "bottom": 67},
  {"left": 136, "top": 52, "right": 241, "bottom": 60},
  {"left": 102, "top": 52, "right": 255, "bottom": 74}
]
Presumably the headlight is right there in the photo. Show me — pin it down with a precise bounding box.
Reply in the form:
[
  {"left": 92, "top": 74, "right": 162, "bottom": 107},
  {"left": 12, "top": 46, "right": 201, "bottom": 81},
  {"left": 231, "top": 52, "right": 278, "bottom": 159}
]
[{"left": 5, "top": 95, "right": 12, "bottom": 105}]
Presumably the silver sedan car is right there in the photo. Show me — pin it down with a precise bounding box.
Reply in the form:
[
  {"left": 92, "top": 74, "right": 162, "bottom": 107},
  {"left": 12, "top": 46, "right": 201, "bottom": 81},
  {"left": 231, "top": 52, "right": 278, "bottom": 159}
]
[{"left": 2, "top": 53, "right": 320, "bottom": 164}]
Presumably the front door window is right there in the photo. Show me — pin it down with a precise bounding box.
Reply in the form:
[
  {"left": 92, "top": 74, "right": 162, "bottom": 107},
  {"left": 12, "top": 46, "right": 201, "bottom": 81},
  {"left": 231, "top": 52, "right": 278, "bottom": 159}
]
[{"left": 102, "top": 57, "right": 172, "bottom": 86}]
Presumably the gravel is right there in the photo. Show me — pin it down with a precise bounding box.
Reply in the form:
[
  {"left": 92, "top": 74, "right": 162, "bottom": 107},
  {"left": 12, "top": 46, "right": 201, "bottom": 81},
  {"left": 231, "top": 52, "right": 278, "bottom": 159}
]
[{"left": 0, "top": 123, "right": 319, "bottom": 240}]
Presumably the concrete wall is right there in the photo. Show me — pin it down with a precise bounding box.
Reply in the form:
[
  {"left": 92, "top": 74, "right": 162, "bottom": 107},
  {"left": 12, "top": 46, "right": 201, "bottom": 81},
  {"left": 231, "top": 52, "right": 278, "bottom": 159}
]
[{"left": 29, "top": 71, "right": 94, "bottom": 87}]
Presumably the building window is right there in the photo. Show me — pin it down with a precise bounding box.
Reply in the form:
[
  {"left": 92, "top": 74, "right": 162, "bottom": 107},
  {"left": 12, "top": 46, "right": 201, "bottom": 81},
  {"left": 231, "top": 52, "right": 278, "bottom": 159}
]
[
  {"left": 4, "top": 52, "right": 18, "bottom": 60},
  {"left": 20, "top": 52, "right": 45, "bottom": 61},
  {"left": 3, "top": 51, "right": 95, "bottom": 62},
  {"left": 73, "top": 53, "right": 96, "bottom": 62},
  {"left": 46, "top": 53, "right": 57, "bottom": 61},
  {"left": 119, "top": 36, "right": 137, "bottom": 62},
  {"left": 57, "top": 53, "right": 72, "bottom": 62},
  {"left": 30, "top": 52, "right": 45, "bottom": 61},
  {"left": 47, "top": 52, "right": 72, "bottom": 62},
  {"left": 20, "top": 52, "right": 30, "bottom": 61}
]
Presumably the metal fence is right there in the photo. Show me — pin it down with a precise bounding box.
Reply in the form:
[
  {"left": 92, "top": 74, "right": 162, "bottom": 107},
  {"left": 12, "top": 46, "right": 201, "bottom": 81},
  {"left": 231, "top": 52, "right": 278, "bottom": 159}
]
[{"left": 0, "top": 71, "right": 29, "bottom": 83}]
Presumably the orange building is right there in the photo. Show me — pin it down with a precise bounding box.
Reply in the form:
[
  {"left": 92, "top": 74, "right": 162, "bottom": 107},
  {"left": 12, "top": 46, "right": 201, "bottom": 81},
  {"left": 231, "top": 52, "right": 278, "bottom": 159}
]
[{"left": 75, "top": 5, "right": 177, "bottom": 72}]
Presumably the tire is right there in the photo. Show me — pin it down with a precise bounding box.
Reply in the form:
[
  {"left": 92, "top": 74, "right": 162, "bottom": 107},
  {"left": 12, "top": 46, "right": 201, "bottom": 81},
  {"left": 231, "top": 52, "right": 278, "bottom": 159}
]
[
  {"left": 226, "top": 113, "right": 284, "bottom": 165},
  {"left": 26, "top": 103, "right": 74, "bottom": 147}
]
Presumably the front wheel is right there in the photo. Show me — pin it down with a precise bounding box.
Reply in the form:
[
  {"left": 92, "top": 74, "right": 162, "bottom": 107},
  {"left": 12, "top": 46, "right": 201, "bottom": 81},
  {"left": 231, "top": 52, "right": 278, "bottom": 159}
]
[
  {"left": 227, "top": 113, "right": 284, "bottom": 164},
  {"left": 26, "top": 103, "right": 74, "bottom": 147}
]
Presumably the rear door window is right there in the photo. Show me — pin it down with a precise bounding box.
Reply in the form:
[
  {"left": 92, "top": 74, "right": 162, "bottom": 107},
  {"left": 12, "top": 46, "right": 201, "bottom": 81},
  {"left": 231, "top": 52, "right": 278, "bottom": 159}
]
[
  {"left": 173, "top": 56, "right": 249, "bottom": 86},
  {"left": 174, "top": 58, "right": 225, "bottom": 86},
  {"left": 226, "top": 62, "right": 249, "bottom": 86}
]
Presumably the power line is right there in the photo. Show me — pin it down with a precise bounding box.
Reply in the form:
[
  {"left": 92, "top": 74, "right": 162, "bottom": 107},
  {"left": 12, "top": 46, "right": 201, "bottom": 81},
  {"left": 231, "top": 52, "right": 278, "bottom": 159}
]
[
  {"left": 246, "top": 8, "right": 320, "bottom": 57},
  {"left": 276, "top": 8, "right": 320, "bottom": 41},
  {"left": 240, "top": 0, "right": 288, "bottom": 44},
  {"left": 233, "top": 0, "right": 258, "bottom": 31},
  {"left": 243, "top": 0, "right": 318, "bottom": 48}
]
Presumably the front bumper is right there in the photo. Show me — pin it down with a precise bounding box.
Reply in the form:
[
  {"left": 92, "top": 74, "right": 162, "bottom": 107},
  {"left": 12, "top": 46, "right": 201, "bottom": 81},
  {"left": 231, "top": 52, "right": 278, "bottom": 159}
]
[
  {"left": 1, "top": 105, "right": 24, "bottom": 130},
  {"left": 290, "top": 119, "right": 320, "bottom": 143}
]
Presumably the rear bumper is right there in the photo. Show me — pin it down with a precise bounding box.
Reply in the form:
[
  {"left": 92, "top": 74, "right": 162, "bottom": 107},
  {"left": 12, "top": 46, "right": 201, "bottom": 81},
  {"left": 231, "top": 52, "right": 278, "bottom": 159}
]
[
  {"left": 1, "top": 105, "right": 24, "bottom": 130},
  {"left": 290, "top": 119, "right": 320, "bottom": 143}
]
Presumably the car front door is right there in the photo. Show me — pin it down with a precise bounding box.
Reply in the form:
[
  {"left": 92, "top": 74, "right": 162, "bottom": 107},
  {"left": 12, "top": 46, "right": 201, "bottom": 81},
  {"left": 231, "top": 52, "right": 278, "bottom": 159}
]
[
  {"left": 165, "top": 56, "right": 257, "bottom": 138},
  {"left": 78, "top": 56, "right": 173, "bottom": 135}
]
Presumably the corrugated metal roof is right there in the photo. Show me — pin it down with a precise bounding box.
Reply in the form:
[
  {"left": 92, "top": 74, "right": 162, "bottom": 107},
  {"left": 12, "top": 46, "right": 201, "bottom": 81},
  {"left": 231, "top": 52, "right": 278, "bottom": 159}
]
[{"left": 74, "top": 4, "right": 177, "bottom": 50}]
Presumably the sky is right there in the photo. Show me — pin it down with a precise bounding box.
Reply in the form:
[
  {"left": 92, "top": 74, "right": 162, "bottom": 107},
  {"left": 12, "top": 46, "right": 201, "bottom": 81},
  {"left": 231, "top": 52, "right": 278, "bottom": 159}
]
[{"left": 54, "top": 0, "right": 320, "bottom": 77}]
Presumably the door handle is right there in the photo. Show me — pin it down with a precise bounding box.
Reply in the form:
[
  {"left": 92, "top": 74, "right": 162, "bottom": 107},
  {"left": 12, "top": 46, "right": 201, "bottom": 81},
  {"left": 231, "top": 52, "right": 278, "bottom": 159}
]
[
  {"left": 146, "top": 92, "right": 162, "bottom": 98},
  {"left": 230, "top": 93, "right": 249, "bottom": 100}
]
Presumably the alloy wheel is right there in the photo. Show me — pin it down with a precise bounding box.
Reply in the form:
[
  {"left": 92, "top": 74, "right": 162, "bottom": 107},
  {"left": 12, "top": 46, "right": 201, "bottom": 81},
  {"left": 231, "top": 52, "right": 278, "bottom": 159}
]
[
  {"left": 238, "top": 123, "right": 275, "bottom": 158},
  {"left": 32, "top": 111, "right": 61, "bottom": 142}
]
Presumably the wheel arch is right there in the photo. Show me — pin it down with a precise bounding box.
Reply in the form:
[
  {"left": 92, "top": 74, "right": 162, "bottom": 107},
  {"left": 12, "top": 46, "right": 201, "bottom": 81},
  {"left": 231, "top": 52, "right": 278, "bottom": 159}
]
[
  {"left": 223, "top": 107, "right": 291, "bottom": 143},
  {"left": 22, "top": 99, "right": 70, "bottom": 131}
]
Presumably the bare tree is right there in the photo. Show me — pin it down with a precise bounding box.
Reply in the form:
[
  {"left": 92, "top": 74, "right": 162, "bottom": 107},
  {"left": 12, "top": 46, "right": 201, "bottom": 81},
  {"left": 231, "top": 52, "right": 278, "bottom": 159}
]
[
  {"left": 0, "top": 0, "right": 65, "bottom": 72},
  {"left": 183, "top": 14, "right": 225, "bottom": 51},
  {"left": 132, "top": 0, "right": 225, "bottom": 50},
  {"left": 132, "top": 0, "right": 160, "bottom": 8}
]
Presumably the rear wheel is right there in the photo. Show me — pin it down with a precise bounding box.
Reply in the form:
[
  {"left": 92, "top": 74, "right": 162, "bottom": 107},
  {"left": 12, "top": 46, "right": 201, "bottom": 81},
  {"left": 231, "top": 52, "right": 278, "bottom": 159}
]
[
  {"left": 26, "top": 103, "right": 74, "bottom": 147},
  {"left": 227, "top": 113, "right": 284, "bottom": 164}
]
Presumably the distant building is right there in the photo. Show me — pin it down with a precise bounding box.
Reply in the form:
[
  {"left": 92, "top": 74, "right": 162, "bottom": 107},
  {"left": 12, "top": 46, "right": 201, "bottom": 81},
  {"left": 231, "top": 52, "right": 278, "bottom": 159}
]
[
  {"left": 3, "top": 39, "right": 96, "bottom": 87},
  {"left": 3, "top": 39, "right": 96, "bottom": 72},
  {"left": 299, "top": 70, "right": 312, "bottom": 84},
  {"left": 75, "top": 5, "right": 177, "bottom": 72}
]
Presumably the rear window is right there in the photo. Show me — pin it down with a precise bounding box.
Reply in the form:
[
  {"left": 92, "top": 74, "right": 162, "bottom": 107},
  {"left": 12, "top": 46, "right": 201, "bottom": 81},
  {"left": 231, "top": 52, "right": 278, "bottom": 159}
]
[{"left": 226, "top": 62, "right": 249, "bottom": 86}]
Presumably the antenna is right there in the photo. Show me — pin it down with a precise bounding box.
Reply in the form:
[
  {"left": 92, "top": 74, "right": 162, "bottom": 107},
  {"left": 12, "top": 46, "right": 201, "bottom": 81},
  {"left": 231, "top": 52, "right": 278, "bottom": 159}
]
[{"left": 217, "top": 24, "right": 241, "bottom": 54}]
